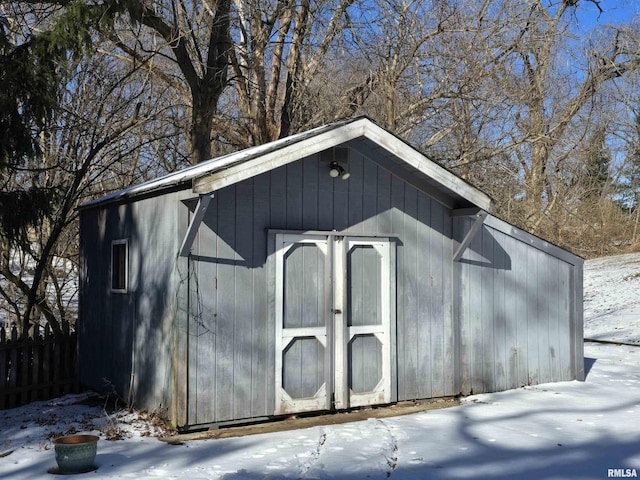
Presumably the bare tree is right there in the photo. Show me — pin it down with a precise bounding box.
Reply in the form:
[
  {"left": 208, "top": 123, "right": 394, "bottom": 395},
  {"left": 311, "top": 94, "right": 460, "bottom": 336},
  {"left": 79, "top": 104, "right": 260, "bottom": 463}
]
[
  {"left": 72, "top": 0, "right": 370, "bottom": 159},
  {"left": 461, "top": 1, "right": 640, "bottom": 234},
  {"left": 0, "top": 46, "right": 166, "bottom": 337}
]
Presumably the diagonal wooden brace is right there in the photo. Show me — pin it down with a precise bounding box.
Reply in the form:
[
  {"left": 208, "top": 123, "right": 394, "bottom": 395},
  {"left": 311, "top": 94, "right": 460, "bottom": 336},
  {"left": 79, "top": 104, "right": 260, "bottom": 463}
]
[
  {"left": 452, "top": 209, "right": 488, "bottom": 262},
  {"left": 178, "top": 193, "right": 215, "bottom": 257}
]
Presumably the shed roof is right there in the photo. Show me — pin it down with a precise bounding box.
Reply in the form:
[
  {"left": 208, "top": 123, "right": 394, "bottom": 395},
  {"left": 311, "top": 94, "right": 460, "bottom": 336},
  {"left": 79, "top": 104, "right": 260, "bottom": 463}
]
[{"left": 80, "top": 116, "right": 494, "bottom": 212}]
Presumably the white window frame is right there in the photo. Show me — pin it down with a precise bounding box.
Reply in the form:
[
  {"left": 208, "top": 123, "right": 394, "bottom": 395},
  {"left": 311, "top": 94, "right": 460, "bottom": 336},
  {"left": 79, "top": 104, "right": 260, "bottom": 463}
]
[{"left": 111, "top": 239, "right": 129, "bottom": 294}]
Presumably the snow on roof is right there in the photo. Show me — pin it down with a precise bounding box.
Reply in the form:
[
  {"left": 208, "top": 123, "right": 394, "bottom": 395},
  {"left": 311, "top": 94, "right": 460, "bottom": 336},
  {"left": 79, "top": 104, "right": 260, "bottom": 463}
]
[
  {"left": 80, "top": 117, "right": 493, "bottom": 212},
  {"left": 80, "top": 119, "right": 347, "bottom": 210}
]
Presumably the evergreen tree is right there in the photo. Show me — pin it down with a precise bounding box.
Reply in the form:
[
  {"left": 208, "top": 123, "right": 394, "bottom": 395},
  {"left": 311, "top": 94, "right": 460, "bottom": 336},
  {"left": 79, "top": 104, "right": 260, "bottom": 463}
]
[
  {"left": 583, "top": 124, "right": 611, "bottom": 200},
  {"left": 0, "top": 3, "right": 113, "bottom": 335},
  {"left": 0, "top": 12, "right": 61, "bottom": 245},
  {"left": 0, "top": 2, "right": 113, "bottom": 239}
]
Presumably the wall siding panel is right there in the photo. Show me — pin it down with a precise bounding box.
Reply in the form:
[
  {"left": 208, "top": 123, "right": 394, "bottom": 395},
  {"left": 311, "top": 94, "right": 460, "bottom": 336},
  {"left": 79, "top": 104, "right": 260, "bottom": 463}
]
[
  {"left": 493, "top": 229, "right": 506, "bottom": 393},
  {"left": 192, "top": 196, "right": 218, "bottom": 425},
  {"left": 361, "top": 153, "right": 378, "bottom": 233},
  {"left": 432, "top": 202, "right": 448, "bottom": 397},
  {"left": 214, "top": 187, "right": 236, "bottom": 421},
  {"left": 402, "top": 186, "right": 419, "bottom": 399},
  {"left": 347, "top": 153, "right": 364, "bottom": 232},
  {"left": 234, "top": 183, "right": 254, "bottom": 420},
  {"left": 302, "top": 155, "right": 319, "bottom": 231},
  {"left": 468, "top": 222, "right": 484, "bottom": 393},
  {"left": 376, "top": 168, "right": 392, "bottom": 234},
  {"left": 390, "top": 177, "right": 407, "bottom": 400},
  {"left": 416, "top": 193, "right": 432, "bottom": 399},
  {"left": 526, "top": 243, "right": 540, "bottom": 386},
  {"left": 515, "top": 239, "right": 529, "bottom": 388},
  {"left": 79, "top": 190, "right": 191, "bottom": 425},
  {"left": 503, "top": 235, "right": 519, "bottom": 391},
  {"left": 80, "top": 142, "right": 582, "bottom": 430},
  {"left": 455, "top": 218, "right": 580, "bottom": 395},
  {"left": 252, "top": 173, "right": 270, "bottom": 417},
  {"left": 182, "top": 150, "right": 460, "bottom": 425}
]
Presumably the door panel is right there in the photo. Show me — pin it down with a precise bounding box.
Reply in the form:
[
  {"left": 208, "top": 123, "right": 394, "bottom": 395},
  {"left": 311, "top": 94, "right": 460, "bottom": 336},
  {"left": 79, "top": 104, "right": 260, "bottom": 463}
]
[
  {"left": 283, "top": 243, "right": 327, "bottom": 329},
  {"left": 347, "top": 245, "right": 382, "bottom": 327},
  {"left": 282, "top": 337, "right": 325, "bottom": 399},
  {"left": 275, "top": 234, "right": 393, "bottom": 415},
  {"left": 348, "top": 334, "right": 382, "bottom": 393},
  {"left": 343, "top": 238, "right": 391, "bottom": 409},
  {"left": 275, "top": 236, "right": 329, "bottom": 415}
]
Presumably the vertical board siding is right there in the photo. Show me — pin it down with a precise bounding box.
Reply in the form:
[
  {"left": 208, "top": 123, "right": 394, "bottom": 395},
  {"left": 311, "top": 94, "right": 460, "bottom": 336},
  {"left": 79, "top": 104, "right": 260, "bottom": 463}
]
[
  {"left": 456, "top": 219, "right": 578, "bottom": 395},
  {"left": 558, "top": 261, "right": 572, "bottom": 379},
  {"left": 402, "top": 186, "right": 419, "bottom": 399},
  {"left": 187, "top": 149, "right": 456, "bottom": 425},
  {"left": 283, "top": 337, "right": 324, "bottom": 399},
  {"left": 234, "top": 182, "right": 254, "bottom": 420},
  {"left": 436, "top": 202, "right": 453, "bottom": 397},
  {"left": 348, "top": 153, "right": 365, "bottom": 231},
  {"left": 503, "top": 235, "right": 519, "bottom": 391},
  {"left": 481, "top": 224, "right": 495, "bottom": 392},
  {"left": 80, "top": 191, "right": 188, "bottom": 421},
  {"left": 493, "top": 231, "right": 507, "bottom": 393},
  {"left": 214, "top": 186, "right": 236, "bottom": 422},
  {"left": 514, "top": 239, "right": 530, "bottom": 388},
  {"left": 191, "top": 194, "right": 218, "bottom": 425},
  {"left": 376, "top": 169, "right": 392, "bottom": 234},
  {"left": 361, "top": 154, "right": 378, "bottom": 233},
  {"left": 252, "top": 172, "right": 270, "bottom": 416},
  {"left": 416, "top": 194, "right": 432, "bottom": 399},
  {"left": 82, "top": 145, "right": 582, "bottom": 429},
  {"left": 348, "top": 246, "right": 381, "bottom": 327},
  {"left": 526, "top": 246, "right": 540, "bottom": 386},
  {"left": 466, "top": 219, "right": 485, "bottom": 392},
  {"left": 302, "top": 156, "right": 320, "bottom": 230},
  {"left": 333, "top": 156, "right": 350, "bottom": 231},
  {"left": 349, "top": 335, "right": 382, "bottom": 393},
  {"left": 284, "top": 244, "right": 326, "bottom": 329},
  {"left": 390, "top": 176, "right": 407, "bottom": 399}
]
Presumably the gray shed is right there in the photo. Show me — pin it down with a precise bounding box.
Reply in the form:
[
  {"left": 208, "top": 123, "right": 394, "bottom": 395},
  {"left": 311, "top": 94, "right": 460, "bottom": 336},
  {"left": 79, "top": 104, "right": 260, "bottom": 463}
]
[{"left": 78, "top": 117, "right": 584, "bottom": 430}]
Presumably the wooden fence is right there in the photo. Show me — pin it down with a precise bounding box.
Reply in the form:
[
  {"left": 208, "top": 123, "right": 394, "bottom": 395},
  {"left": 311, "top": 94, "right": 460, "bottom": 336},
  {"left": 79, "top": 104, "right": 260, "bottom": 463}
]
[{"left": 0, "top": 322, "right": 80, "bottom": 409}]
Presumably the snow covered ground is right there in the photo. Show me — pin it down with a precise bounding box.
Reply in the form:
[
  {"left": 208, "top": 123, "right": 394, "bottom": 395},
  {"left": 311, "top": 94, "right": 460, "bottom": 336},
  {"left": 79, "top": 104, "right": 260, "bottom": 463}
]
[
  {"left": 583, "top": 253, "right": 640, "bottom": 345},
  {"left": 1, "top": 254, "right": 639, "bottom": 479}
]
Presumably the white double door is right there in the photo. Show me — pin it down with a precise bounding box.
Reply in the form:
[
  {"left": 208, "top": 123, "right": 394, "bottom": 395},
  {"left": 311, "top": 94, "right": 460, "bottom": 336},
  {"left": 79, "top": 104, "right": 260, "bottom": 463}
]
[{"left": 274, "top": 233, "right": 393, "bottom": 415}]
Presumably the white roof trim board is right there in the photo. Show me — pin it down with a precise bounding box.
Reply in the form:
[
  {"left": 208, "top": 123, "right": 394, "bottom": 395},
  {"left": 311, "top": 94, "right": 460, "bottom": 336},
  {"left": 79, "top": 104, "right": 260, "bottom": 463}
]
[{"left": 80, "top": 117, "right": 494, "bottom": 212}]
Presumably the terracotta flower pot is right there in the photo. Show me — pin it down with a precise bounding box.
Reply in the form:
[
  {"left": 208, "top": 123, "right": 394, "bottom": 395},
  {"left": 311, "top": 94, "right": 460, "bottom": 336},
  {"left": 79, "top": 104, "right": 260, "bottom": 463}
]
[{"left": 52, "top": 434, "right": 99, "bottom": 473}]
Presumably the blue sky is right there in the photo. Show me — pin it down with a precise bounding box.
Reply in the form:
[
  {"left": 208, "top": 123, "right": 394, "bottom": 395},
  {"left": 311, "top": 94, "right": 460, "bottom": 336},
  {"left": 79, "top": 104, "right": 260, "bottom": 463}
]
[{"left": 578, "top": 0, "right": 640, "bottom": 29}]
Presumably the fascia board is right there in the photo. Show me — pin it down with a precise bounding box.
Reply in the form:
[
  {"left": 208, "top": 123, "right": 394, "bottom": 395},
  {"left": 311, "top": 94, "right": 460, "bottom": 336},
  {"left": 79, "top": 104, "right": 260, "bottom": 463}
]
[{"left": 192, "top": 120, "right": 367, "bottom": 194}]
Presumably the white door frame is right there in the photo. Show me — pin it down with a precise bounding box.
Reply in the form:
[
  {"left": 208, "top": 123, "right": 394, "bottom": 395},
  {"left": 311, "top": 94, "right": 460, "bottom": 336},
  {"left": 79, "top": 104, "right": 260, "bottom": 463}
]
[
  {"left": 334, "top": 237, "right": 392, "bottom": 409},
  {"left": 274, "top": 234, "right": 330, "bottom": 415},
  {"left": 273, "top": 232, "right": 395, "bottom": 415}
]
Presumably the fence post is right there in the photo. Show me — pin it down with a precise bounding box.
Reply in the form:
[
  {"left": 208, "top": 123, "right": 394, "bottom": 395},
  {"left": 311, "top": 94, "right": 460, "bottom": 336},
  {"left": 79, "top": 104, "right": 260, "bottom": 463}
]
[
  {"left": 8, "top": 325, "right": 18, "bottom": 408},
  {"left": 0, "top": 327, "right": 6, "bottom": 409},
  {"left": 43, "top": 324, "right": 52, "bottom": 401},
  {"left": 32, "top": 324, "right": 41, "bottom": 403}
]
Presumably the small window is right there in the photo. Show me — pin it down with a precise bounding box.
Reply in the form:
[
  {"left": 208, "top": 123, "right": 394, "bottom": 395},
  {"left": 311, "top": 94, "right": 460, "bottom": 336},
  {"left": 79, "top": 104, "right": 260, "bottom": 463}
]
[{"left": 111, "top": 240, "right": 128, "bottom": 293}]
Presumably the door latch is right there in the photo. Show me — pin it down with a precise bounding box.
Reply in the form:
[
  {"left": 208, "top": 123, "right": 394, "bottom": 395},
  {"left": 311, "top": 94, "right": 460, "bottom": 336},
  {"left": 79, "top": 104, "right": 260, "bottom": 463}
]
[{"left": 333, "top": 308, "right": 342, "bottom": 314}]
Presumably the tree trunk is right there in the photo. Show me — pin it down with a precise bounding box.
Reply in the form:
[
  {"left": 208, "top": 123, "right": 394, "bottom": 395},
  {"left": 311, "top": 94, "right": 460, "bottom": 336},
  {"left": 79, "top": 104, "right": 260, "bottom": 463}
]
[
  {"left": 189, "top": 0, "right": 232, "bottom": 163},
  {"left": 524, "top": 140, "right": 548, "bottom": 233},
  {"left": 190, "top": 96, "right": 215, "bottom": 163}
]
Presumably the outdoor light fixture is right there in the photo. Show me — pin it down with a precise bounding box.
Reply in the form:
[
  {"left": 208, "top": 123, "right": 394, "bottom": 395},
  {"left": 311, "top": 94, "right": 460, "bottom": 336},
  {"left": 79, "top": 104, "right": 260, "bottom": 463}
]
[{"left": 329, "top": 161, "right": 350, "bottom": 180}]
